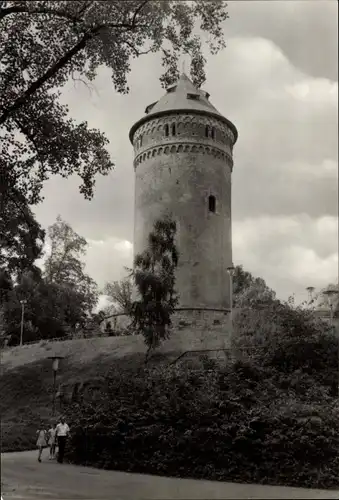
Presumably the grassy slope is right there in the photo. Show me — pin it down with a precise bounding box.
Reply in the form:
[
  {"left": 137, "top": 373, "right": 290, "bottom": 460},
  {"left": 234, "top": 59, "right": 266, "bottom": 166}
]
[{"left": 0, "top": 335, "right": 181, "bottom": 452}]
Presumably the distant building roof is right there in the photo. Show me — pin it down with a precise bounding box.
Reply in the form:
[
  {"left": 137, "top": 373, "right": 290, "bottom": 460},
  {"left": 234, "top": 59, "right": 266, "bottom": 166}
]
[{"left": 129, "top": 73, "right": 238, "bottom": 144}]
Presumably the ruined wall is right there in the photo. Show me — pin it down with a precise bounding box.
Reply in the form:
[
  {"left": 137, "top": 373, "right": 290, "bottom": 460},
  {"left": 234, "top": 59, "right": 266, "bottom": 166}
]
[{"left": 132, "top": 112, "right": 235, "bottom": 310}]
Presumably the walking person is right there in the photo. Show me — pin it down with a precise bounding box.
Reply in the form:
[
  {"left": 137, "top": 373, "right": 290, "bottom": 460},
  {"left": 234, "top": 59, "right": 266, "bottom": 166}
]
[
  {"left": 36, "top": 424, "right": 48, "bottom": 462},
  {"left": 55, "top": 417, "right": 70, "bottom": 463},
  {"left": 48, "top": 423, "right": 57, "bottom": 460}
]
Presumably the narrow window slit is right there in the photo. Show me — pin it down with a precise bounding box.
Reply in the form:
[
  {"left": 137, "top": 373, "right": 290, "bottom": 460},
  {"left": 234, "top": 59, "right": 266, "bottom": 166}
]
[{"left": 208, "top": 195, "right": 216, "bottom": 213}]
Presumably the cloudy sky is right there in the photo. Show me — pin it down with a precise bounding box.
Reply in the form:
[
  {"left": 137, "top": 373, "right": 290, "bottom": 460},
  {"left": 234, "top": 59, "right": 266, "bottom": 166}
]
[{"left": 33, "top": 0, "right": 338, "bottom": 306}]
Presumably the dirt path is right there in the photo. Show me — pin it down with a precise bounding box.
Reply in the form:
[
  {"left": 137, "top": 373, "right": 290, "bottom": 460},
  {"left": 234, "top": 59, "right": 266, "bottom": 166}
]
[{"left": 1, "top": 451, "right": 339, "bottom": 500}]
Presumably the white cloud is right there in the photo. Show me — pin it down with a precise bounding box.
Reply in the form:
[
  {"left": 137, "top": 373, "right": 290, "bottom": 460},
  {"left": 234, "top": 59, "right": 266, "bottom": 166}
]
[
  {"left": 85, "top": 237, "right": 133, "bottom": 290},
  {"left": 233, "top": 214, "right": 338, "bottom": 301},
  {"left": 285, "top": 79, "right": 338, "bottom": 104}
]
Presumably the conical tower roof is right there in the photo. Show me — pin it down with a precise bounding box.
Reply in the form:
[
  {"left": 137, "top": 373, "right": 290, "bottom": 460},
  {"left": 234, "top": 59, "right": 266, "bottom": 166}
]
[
  {"left": 129, "top": 73, "right": 237, "bottom": 143},
  {"left": 147, "top": 73, "right": 222, "bottom": 116}
]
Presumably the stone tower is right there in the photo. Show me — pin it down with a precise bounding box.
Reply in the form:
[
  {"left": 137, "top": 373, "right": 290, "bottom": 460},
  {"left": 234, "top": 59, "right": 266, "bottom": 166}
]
[{"left": 129, "top": 73, "right": 237, "bottom": 318}]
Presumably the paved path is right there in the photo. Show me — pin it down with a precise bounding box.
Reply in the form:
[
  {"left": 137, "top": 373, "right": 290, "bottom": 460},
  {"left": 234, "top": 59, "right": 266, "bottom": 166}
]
[{"left": 1, "top": 451, "right": 339, "bottom": 500}]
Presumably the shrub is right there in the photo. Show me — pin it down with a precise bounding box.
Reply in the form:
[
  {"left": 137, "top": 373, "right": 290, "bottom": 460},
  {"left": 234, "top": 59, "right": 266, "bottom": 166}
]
[
  {"left": 233, "top": 299, "right": 338, "bottom": 397},
  {"left": 64, "top": 362, "right": 339, "bottom": 489}
]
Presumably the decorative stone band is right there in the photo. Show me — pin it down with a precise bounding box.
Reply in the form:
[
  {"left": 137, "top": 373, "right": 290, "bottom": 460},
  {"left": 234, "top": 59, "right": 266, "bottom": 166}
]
[
  {"left": 133, "top": 142, "right": 234, "bottom": 170},
  {"left": 130, "top": 111, "right": 237, "bottom": 151}
]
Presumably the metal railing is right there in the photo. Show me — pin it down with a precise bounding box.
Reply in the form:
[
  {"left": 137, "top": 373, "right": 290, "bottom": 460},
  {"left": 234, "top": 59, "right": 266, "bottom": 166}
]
[{"left": 169, "top": 346, "right": 266, "bottom": 365}]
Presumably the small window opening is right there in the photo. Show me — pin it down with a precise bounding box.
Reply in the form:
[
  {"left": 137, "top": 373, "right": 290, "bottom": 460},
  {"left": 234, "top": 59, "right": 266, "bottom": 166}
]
[
  {"left": 211, "top": 127, "right": 216, "bottom": 140},
  {"left": 208, "top": 195, "right": 216, "bottom": 213},
  {"left": 140, "top": 135, "right": 143, "bottom": 147},
  {"left": 164, "top": 124, "right": 169, "bottom": 137},
  {"left": 205, "top": 125, "right": 209, "bottom": 138},
  {"left": 171, "top": 123, "right": 176, "bottom": 136},
  {"left": 187, "top": 93, "right": 200, "bottom": 100}
]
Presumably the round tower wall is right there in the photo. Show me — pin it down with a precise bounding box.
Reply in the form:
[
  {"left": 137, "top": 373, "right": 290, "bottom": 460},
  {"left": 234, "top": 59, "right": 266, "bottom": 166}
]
[{"left": 133, "top": 113, "right": 235, "bottom": 310}]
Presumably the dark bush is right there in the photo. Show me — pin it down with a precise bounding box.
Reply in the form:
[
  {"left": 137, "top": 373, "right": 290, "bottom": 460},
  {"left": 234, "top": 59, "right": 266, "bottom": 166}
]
[{"left": 64, "top": 361, "right": 339, "bottom": 489}]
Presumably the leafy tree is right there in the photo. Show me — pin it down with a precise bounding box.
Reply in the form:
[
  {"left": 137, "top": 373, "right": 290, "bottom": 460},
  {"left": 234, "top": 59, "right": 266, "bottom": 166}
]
[
  {"left": 232, "top": 280, "right": 338, "bottom": 396},
  {"left": 0, "top": 181, "right": 45, "bottom": 281},
  {"left": 104, "top": 277, "right": 133, "bottom": 314},
  {"left": 233, "top": 265, "right": 275, "bottom": 307},
  {"left": 0, "top": 0, "right": 229, "bottom": 204},
  {"left": 44, "top": 216, "right": 98, "bottom": 329},
  {"left": 0, "top": 268, "right": 13, "bottom": 300},
  {"left": 131, "top": 216, "right": 179, "bottom": 360},
  {"left": 0, "top": 271, "right": 12, "bottom": 342},
  {"left": 3, "top": 270, "right": 45, "bottom": 344}
]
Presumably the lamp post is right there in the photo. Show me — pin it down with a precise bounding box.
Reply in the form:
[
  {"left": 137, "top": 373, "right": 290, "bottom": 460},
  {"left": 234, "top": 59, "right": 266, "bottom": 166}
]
[
  {"left": 48, "top": 356, "right": 64, "bottom": 417},
  {"left": 19, "top": 299, "right": 27, "bottom": 346},
  {"left": 227, "top": 264, "right": 235, "bottom": 332},
  {"left": 323, "top": 288, "right": 338, "bottom": 329}
]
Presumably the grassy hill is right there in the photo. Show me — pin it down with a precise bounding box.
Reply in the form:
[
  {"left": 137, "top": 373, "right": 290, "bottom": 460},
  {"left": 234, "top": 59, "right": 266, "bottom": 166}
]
[
  {"left": 0, "top": 334, "right": 183, "bottom": 452},
  {"left": 0, "top": 315, "right": 233, "bottom": 453}
]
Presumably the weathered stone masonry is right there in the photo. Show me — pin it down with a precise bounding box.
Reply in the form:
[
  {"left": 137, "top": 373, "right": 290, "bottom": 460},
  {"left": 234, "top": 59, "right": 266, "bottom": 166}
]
[{"left": 129, "top": 73, "right": 238, "bottom": 339}]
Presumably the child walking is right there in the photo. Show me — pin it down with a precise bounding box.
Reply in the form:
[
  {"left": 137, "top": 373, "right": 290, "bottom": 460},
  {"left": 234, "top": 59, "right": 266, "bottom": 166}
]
[
  {"left": 48, "top": 423, "right": 57, "bottom": 460},
  {"left": 36, "top": 425, "right": 48, "bottom": 462}
]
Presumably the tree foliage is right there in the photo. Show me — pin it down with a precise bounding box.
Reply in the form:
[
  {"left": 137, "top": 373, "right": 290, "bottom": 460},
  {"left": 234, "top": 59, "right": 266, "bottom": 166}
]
[
  {"left": 232, "top": 279, "right": 338, "bottom": 396},
  {"left": 104, "top": 277, "right": 133, "bottom": 314},
  {"left": 0, "top": 181, "right": 45, "bottom": 281},
  {"left": 130, "top": 216, "right": 179, "bottom": 358},
  {"left": 0, "top": 211, "right": 100, "bottom": 343},
  {"left": 233, "top": 265, "right": 275, "bottom": 307},
  {"left": 64, "top": 361, "right": 339, "bottom": 490},
  {"left": 44, "top": 216, "right": 98, "bottom": 325},
  {"left": 0, "top": 0, "right": 229, "bottom": 204}
]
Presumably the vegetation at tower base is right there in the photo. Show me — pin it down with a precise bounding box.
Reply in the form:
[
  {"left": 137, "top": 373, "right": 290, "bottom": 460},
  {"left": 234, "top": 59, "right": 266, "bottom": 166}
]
[
  {"left": 1, "top": 272, "right": 338, "bottom": 489},
  {"left": 63, "top": 360, "right": 339, "bottom": 490},
  {"left": 61, "top": 279, "right": 338, "bottom": 490},
  {"left": 0, "top": 0, "right": 230, "bottom": 205},
  {"left": 130, "top": 216, "right": 179, "bottom": 361},
  {"left": 232, "top": 281, "right": 338, "bottom": 396}
]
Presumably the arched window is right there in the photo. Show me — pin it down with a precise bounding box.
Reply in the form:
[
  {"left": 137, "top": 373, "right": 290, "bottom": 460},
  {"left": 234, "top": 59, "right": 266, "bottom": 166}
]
[
  {"left": 211, "top": 127, "right": 216, "bottom": 140},
  {"left": 140, "top": 135, "right": 143, "bottom": 147},
  {"left": 164, "top": 124, "right": 169, "bottom": 137},
  {"left": 205, "top": 125, "right": 209, "bottom": 138},
  {"left": 208, "top": 195, "right": 216, "bottom": 213},
  {"left": 171, "top": 123, "right": 176, "bottom": 136}
]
